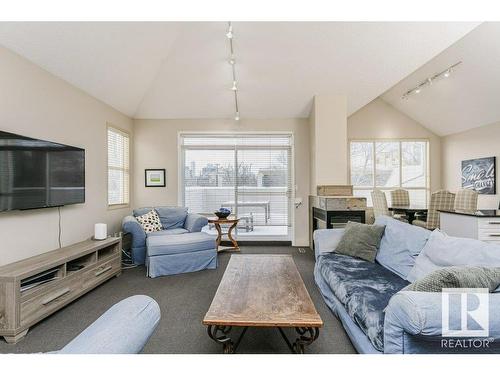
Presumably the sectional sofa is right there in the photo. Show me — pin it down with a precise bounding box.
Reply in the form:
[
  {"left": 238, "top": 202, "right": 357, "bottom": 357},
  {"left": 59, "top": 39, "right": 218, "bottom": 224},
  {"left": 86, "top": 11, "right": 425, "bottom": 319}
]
[{"left": 314, "top": 216, "right": 500, "bottom": 354}]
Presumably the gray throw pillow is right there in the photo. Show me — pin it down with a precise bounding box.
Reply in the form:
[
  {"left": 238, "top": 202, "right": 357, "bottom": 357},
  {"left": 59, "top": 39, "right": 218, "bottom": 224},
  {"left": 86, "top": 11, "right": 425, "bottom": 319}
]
[
  {"left": 335, "top": 221, "right": 386, "bottom": 262},
  {"left": 403, "top": 266, "right": 500, "bottom": 292}
]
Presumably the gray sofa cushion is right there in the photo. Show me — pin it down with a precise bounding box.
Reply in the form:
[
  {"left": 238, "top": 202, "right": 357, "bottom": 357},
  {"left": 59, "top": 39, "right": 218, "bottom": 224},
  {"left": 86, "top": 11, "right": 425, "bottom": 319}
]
[
  {"left": 404, "top": 266, "right": 500, "bottom": 292},
  {"left": 317, "top": 253, "right": 409, "bottom": 351},
  {"left": 335, "top": 221, "right": 385, "bottom": 262},
  {"left": 155, "top": 206, "right": 188, "bottom": 229},
  {"left": 147, "top": 232, "right": 215, "bottom": 256}
]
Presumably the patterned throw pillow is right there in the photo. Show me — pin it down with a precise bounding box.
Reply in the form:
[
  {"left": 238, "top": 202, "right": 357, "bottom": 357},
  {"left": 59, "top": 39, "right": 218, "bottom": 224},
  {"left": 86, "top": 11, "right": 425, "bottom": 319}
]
[
  {"left": 135, "top": 209, "right": 163, "bottom": 233},
  {"left": 403, "top": 266, "right": 500, "bottom": 292}
]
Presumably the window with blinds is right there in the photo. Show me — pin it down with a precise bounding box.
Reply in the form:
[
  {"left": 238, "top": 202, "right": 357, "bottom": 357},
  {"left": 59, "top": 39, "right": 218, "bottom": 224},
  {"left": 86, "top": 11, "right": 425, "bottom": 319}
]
[
  {"left": 180, "top": 134, "right": 293, "bottom": 237},
  {"left": 350, "top": 140, "right": 430, "bottom": 206},
  {"left": 107, "top": 126, "right": 130, "bottom": 206}
]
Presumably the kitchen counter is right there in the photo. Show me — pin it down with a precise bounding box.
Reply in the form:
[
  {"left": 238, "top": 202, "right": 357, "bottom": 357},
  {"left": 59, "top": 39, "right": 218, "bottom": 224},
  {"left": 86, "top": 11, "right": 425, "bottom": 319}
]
[
  {"left": 439, "top": 209, "right": 500, "bottom": 243},
  {"left": 438, "top": 209, "right": 500, "bottom": 218}
]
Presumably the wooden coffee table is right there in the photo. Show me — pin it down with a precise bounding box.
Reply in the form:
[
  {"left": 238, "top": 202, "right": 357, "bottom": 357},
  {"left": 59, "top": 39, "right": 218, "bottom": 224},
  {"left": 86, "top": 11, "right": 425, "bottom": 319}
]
[{"left": 202, "top": 254, "right": 323, "bottom": 353}]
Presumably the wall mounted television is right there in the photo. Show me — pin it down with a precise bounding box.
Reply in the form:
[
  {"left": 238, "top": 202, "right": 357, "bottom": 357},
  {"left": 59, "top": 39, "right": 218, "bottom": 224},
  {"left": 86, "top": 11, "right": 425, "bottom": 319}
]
[{"left": 0, "top": 130, "right": 85, "bottom": 212}]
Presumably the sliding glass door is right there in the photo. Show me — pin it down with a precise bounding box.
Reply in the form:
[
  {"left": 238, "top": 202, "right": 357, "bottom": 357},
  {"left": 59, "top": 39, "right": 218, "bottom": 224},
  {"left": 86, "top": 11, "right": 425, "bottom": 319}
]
[{"left": 180, "top": 134, "right": 293, "bottom": 240}]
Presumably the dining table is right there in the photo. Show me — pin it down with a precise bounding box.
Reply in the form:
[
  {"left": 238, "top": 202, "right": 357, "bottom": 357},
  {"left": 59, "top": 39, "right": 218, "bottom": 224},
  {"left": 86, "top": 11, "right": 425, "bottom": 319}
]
[{"left": 388, "top": 205, "right": 428, "bottom": 224}]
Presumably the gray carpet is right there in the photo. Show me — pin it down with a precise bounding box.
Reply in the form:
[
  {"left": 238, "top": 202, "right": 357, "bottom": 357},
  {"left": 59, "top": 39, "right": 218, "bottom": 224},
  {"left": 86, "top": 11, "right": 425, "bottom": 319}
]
[{"left": 0, "top": 246, "right": 355, "bottom": 354}]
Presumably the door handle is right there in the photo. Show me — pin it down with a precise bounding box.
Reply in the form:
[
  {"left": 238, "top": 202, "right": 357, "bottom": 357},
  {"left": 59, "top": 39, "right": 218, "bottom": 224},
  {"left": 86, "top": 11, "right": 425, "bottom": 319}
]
[
  {"left": 42, "top": 288, "right": 70, "bottom": 305},
  {"left": 95, "top": 265, "right": 113, "bottom": 277}
]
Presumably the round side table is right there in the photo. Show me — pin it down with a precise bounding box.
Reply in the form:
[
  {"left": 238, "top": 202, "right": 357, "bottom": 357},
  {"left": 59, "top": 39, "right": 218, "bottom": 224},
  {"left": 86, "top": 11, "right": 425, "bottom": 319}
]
[{"left": 208, "top": 217, "right": 240, "bottom": 252}]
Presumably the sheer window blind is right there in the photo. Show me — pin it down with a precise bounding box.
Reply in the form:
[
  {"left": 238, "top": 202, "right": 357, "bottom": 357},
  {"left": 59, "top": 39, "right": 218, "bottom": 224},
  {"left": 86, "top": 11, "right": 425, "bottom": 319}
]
[
  {"left": 107, "top": 126, "right": 130, "bottom": 206},
  {"left": 180, "top": 134, "right": 293, "bottom": 228}
]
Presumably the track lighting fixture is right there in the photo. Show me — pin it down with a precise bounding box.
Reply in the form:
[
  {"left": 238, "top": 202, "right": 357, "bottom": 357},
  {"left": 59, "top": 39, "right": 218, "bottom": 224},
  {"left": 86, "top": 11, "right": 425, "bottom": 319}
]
[
  {"left": 401, "top": 61, "right": 461, "bottom": 100},
  {"left": 226, "top": 22, "right": 240, "bottom": 121},
  {"left": 226, "top": 25, "right": 233, "bottom": 39}
]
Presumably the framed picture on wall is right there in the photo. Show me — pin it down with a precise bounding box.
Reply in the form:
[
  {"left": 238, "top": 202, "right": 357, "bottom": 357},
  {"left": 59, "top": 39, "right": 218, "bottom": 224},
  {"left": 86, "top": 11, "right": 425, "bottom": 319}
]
[
  {"left": 145, "top": 169, "right": 166, "bottom": 187},
  {"left": 461, "top": 157, "right": 496, "bottom": 195}
]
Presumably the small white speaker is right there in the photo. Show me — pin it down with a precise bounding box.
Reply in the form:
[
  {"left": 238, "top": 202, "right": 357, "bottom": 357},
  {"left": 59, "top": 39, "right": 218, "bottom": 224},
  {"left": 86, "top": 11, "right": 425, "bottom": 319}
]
[{"left": 94, "top": 223, "right": 107, "bottom": 240}]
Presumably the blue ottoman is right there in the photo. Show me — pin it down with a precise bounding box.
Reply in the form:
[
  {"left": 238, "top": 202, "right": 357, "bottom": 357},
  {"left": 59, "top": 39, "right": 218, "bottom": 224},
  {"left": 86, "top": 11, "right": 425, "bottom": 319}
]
[{"left": 146, "top": 232, "right": 217, "bottom": 278}]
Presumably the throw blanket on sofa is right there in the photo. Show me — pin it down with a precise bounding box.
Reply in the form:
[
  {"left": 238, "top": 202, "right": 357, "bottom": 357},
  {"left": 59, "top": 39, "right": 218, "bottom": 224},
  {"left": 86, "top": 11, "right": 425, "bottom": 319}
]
[{"left": 317, "top": 253, "right": 409, "bottom": 351}]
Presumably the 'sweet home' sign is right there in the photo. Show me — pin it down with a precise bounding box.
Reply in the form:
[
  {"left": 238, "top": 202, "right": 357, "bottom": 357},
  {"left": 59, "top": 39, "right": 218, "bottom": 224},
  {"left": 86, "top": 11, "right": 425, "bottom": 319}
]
[{"left": 461, "top": 156, "right": 496, "bottom": 195}]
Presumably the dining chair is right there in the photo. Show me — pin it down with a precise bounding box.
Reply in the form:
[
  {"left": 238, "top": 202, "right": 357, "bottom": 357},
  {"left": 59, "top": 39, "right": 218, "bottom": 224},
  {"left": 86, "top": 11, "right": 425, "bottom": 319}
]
[
  {"left": 413, "top": 190, "right": 455, "bottom": 230},
  {"left": 371, "top": 190, "right": 390, "bottom": 218},
  {"left": 454, "top": 189, "right": 478, "bottom": 211},
  {"left": 390, "top": 189, "right": 410, "bottom": 221},
  {"left": 371, "top": 190, "right": 407, "bottom": 222},
  {"left": 390, "top": 189, "right": 410, "bottom": 206}
]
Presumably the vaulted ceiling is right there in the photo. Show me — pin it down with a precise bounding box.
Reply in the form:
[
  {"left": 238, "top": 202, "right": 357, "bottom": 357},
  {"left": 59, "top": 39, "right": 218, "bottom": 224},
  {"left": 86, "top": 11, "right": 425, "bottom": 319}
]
[
  {"left": 382, "top": 22, "right": 500, "bottom": 136},
  {"left": 0, "top": 22, "right": 478, "bottom": 122}
]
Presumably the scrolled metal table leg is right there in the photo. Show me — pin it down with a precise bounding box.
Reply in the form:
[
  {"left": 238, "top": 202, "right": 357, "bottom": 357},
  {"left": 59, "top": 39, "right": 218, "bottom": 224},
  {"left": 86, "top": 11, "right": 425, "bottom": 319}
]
[
  {"left": 278, "top": 326, "right": 320, "bottom": 354},
  {"left": 292, "top": 327, "right": 320, "bottom": 354},
  {"left": 207, "top": 325, "right": 234, "bottom": 353},
  {"left": 207, "top": 325, "right": 248, "bottom": 353}
]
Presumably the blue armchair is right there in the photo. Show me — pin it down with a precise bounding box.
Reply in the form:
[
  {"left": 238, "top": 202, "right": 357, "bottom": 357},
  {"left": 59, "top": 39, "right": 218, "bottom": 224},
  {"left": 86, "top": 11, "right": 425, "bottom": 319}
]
[{"left": 122, "top": 206, "right": 217, "bottom": 277}]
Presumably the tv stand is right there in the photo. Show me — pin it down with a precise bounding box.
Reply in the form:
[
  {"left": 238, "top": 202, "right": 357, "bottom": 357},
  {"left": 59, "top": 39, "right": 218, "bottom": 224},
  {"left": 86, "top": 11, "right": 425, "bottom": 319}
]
[{"left": 0, "top": 237, "right": 121, "bottom": 344}]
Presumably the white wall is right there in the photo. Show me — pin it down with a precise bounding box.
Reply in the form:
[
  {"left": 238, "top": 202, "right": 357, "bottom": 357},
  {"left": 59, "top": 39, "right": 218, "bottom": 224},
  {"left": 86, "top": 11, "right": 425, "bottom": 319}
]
[
  {"left": 442, "top": 121, "right": 500, "bottom": 209},
  {"left": 309, "top": 95, "right": 348, "bottom": 191},
  {"left": 133, "top": 118, "right": 310, "bottom": 246},
  {"left": 0, "top": 46, "right": 133, "bottom": 266},
  {"left": 348, "top": 98, "right": 442, "bottom": 192}
]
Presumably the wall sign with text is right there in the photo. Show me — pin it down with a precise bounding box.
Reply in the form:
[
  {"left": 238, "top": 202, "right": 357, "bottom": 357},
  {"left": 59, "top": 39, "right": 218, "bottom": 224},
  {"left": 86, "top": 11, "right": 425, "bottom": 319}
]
[{"left": 461, "top": 157, "right": 496, "bottom": 195}]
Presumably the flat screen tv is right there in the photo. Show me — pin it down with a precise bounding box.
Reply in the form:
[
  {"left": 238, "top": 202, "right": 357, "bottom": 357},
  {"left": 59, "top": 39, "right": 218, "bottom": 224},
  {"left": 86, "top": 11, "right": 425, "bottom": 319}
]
[{"left": 0, "top": 130, "right": 85, "bottom": 212}]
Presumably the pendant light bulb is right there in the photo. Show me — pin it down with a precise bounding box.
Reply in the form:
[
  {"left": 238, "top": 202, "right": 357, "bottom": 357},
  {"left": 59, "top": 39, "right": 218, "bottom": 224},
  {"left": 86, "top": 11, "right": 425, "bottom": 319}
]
[
  {"left": 226, "top": 25, "right": 233, "bottom": 39},
  {"left": 231, "top": 81, "right": 238, "bottom": 91},
  {"left": 235, "top": 112, "right": 240, "bottom": 121}
]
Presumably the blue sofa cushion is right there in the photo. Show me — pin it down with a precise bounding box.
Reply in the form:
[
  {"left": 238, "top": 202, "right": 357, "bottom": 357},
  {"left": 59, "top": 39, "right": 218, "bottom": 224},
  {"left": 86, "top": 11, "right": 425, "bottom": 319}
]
[
  {"left": 375, "top": 216, "right": 431, "bottom": 280},
  {"left": 57, "top": 295, "right": 160, "bottom": 354},
  {"left": 147, "top": 228, "right": 189, "bottom": 237},
  {"left": 407, "top": 229, "right": 500, "bottom": 283},
  {"left": 133, "top": 207, "right": 154, "bottom": 217},
  {"left": 147, "top": 232, "right": 215, "bottom": 256},
  {"left": 317, "top": 253, "right": 409, "bottom": 351},
  {"left": 155, "top": 206, "right": 188, "bottom": 229}
]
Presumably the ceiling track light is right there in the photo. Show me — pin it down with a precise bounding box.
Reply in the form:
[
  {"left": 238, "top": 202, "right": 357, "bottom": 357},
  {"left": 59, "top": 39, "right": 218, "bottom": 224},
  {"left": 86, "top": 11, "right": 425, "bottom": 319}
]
[
  {"left": 226, "top": 24, "right": 233, "bottom": 39},
  {"left": 401, "top": 61, "right": 462, "bottom": 100},
  {"left": 226, "top": 22, "right": 240, "bottom": 121}
]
